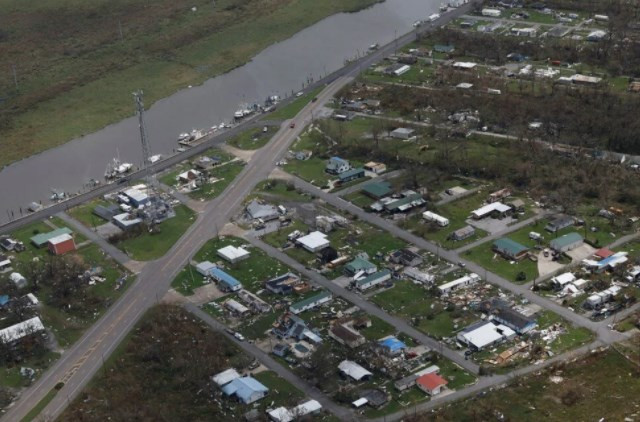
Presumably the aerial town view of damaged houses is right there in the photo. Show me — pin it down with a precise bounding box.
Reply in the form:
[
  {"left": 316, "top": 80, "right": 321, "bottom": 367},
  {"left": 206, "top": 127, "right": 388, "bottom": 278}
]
[{"left": 1, "top": 0, "right": 640, "bottom": 421}]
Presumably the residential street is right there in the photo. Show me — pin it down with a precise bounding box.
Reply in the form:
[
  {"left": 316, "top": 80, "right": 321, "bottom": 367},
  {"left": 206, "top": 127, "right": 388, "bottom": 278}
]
[{"left": 243, "top": 236, "right": 481, "bottom": 374}]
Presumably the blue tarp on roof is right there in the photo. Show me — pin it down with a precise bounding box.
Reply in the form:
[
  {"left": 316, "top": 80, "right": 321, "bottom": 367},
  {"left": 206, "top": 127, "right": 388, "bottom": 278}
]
[
  {"left": 221, "top": 377, "right": 268, "bottom": 403},
  {"left": 378, "top": 336, "right": 407, "bottom": 352},
  {"left": 209, "top": 268, "right": 241, "bottom": 289},
  {"left": 0, "top": 295, "right": 9, "bottom": 307}
]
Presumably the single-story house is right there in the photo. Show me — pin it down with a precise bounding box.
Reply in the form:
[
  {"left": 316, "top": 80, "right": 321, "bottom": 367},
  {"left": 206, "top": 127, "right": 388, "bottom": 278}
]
[
  {"left": 338, "top": 168, "right": 365, "bottom": 183},
  {"left": 493, "top": 238, "right": 529, "bottom": 261},
  {"left": 329, "top": 322, "right": 366, "bottom": 349},
  {"left": 30, "top": 228, "right": 73, "bottom": 248},
  {"left": 583, "top": 252, "right": 629, "bottom": 273},
  {"left": 326, "top": 157, "right": 351, "bottom": 175},
  {"left": 490, "top": 307, "right": 537, "bottom": 334},
  {"left": 246, "top": 200, "right": 280, "bottom": 221},
  {"left": 339, "top": 360, "right": 372, "bottom": 381},
  {"left": 384, "top": 63, "right": 411, "bottom": 76},
  {"left": 450, "top": 225, "right": 475, "bottom": 241},
  {"left": 225, "top": 299, "right": 250, "bottom": 316},
  {"left": 113, "top": 213, "right": 143, "bottom": 230},
  {"left": 390, "top": 128, "right": 415, "bottom": 140},
  {"left": 362, "top": 181, "right": 393, "bottom": 199},
  {"left": 344, "top": 257, "right": 377, "bottom": 277},
  {"left": 290, "top": 290, "right": 332, "bottom": 314},
  {"left": 333, "top": 110, "right": 356, "bottom": 121},
  {"left": 354, "top": 269, "right": 392, "bottom": 291},
  {"left": 10, "top": 272, "right": 27, "bottom": 289},
  {"left": 551, "top": 272, "right": 576, "bottom": 290},
  {"left": 217, "top": 245, "right": 250, "bottom": 263},
  {"left": 456, "top": 321, "right": 516, "bottom": 351},
  {"left": 296, "top": 231, "right": 330, "bottom": 252},
  {"left": 403, "top": 267, "right": 434, "bottom": 284},
  {"left": 364, "top": 162, "right": 386, "bottom": 174},
  {"left": 210, "top": 268, "right": 242, "bottom": 292},
  {"left": 373, "top": 191, "right": 425, "bottom": 213},
  {"left": 0, "top": 317, "right": 45, "bottom": 344},
  {"left": 212, "top": 368, "right": 241, "bottom": 387},
  {"left": 123, "top": 188, "right": 150, "bottom": 207},
  {"left": 545, "top": 215, "right": 574, "bottom": 233},
  {"left": 416, "top": 373, "right": 448, "bottom": 396},
  {"left": 423, "top": 211, "right": 449, "bottom": 227},
  {"left": 378, "top": 336, "right": 407, "bottom": 356},
  {"left": 93, "top": 204, "right": 121, "bottom": 221},
  {"left": 471, "top": 202, "right": 511, "bottom": 219},
  {"left": 0, "top": 255, "right": 11, "bottom": 272},
  {"left": 390, "top": 249, "right": 423, "bottom": 266},
  {"left": 267, "top": 400, "right": 322, "bottom": 422},
  {"left": 177, "top": 169, "right": 202, "bottom": 184},
  {"left": 195, "top": 261, "right": 216, "bottom": 276},
  {"left": 221, "top": 376, "right": 269, "bottom": 404},
  {"left": 272, "top": 343, "right": 289, "bottom": 357},
  {"left": 194, "top": 156, "right": 221, "bottom": 170},
  {"left": 437, "top": 273, "right": 480, "bottom": 295},
  {"left": 550, "top": 232, "right": 583, "bottom": 253},
  {"left": 265, "top": 273, "right": 301, "bottom": 295},
  {"left": 47, "top": 234, "right": 76, "bottom": 256}
]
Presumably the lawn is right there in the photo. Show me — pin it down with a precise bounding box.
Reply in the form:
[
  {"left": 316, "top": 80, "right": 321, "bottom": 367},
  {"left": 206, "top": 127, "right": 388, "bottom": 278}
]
[
  {"left": 1, "top": 0, "right": 380, "bottom": 167},
  {"left": 371, "top": 281, "right": 478, "bottom": 339},
  {"left": 267, "top": 86, "right": 324, "bottom": 120},
  {"left": 189, "top": 161, "right": 246, "bottom": 201},
  {"left": 536, "top": 311, "right": 595, "bottom": 354},
  {"left": 68, "top": 198, "right": 111, "bottom": 228},
  {"left": 115, "top": 204, "right": 195, "bottom": 261},
  {"left": 227, "top": 126, "right": 278, "bottom": 150},
  {"left": 344, "top": 191, "right": 376, "bottom": 209},
  {"left": 253, "top": 371, "right": 304, "bottom": 407},
  {"left": 400, "top": 190, "right": 490, "bottom": 250},
  {"left": 283, "top": 157, "right": 332, "bottom": 188},
  {"left": 463, "top": 243, "right": 539, "bottom": 284},
  {"left": 252, "top": 179, "right": 311, "bottom": 202},
  {"left": 175, "top": 236, "right": 292, "bottom": 294},
  {"left": 433, "top": 349, "right": 638, "bottom": 421}
]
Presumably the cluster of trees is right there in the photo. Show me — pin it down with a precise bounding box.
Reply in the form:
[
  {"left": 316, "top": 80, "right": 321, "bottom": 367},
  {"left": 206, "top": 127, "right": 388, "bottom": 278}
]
[
  {"left": 375, "top": 80, "right": 640, "bottom": 154},
  {"left": 430, "top": 27, "right": 640, "bottom": 77},
  {"left": 62, "top": 305, "right": 251, "bottom": 421}
]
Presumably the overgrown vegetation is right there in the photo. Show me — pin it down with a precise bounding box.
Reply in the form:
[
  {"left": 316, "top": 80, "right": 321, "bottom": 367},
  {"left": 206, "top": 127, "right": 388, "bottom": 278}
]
[{"left": 61, "top": 305, "right": 252, "bottom": 421}]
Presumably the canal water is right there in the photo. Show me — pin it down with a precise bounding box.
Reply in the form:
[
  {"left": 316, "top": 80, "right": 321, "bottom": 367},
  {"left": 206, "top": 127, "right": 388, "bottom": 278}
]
[{"left": 0, "top": 0, "right": 442, "bottom": 223}]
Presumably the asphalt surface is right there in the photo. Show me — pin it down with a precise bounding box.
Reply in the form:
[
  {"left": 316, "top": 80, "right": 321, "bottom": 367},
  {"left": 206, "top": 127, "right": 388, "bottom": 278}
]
[
  {"left": 283, "top": 175, "right": 632, "bottom": 346},
  {"left": 2, "top": 76, "right": 350, "bottom": 422},
  {"left": 15, "top": 2, "right": 616, "bottom": 420}
]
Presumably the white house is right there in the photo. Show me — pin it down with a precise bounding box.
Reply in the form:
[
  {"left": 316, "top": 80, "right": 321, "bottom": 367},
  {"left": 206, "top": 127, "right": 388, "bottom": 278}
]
[
  {"left": 339, "top": 360, "right": 372, "bottom": 381},
  {"left": 482, "top": 8, "right": 501, "bottom": 17},
  {"left": 422, "top": 211, "right": 449, "bottom": 227},
  {"left": 437, "top": 273, "right": 480, "bottom": 295},
  {"left": 217, "top": 245, "right": 250, "bottom": 263},
  {"left": 296, "top": 231, "right": 330, "bottom": 252},
  {"left": 0, "top": 317, "right": 45, "bottom": 344},
  {"left": 470, "top": 202, "right": 511, "bottom": 219}
]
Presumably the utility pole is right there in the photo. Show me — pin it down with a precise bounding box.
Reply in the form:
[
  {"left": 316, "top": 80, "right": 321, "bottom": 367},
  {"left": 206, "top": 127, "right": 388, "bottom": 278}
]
[{"left": 133, "top": 90, "right": 154, "bottom": 185}]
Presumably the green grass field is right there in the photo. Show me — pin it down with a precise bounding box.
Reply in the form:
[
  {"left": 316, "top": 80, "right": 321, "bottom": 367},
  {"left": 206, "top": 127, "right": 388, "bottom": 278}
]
[
  {"left": 267, "top": 86, "right": 324, "bottom": 120},
  {"left": 434, "top": 349, "right": 637, "bottom": 421},
  {"left": 116, "top": 204, "right": 195, "bottom": 260},
  {"left": 227, "top": 126, "right": 278, "bottom": 150},
  {"left": 0, "top": 0, "right": 380, "bottom": 167}
]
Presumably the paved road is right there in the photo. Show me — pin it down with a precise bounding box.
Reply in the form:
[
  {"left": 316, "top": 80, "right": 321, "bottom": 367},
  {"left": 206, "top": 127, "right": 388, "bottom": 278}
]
[
  {"left": 455, "top": 211, "right": 551, "bottom": 253},
  {"left": 243, "top": 235, "right": 480, "bottom": 375},
  {"left": 183, "top": 303, "right": 355, "bottom": 421},
  {"left": 283, "top": 175, "right": 627, "bottom": 342},
  {"left": 3, "top": 76, "right": 350, "bottom": 422},
  {"left": 55, "top": 212, "right": 137, "bottom": 271}
]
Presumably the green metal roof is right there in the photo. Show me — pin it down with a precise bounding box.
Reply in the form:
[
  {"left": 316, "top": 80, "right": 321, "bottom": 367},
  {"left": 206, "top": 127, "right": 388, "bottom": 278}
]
[
  {"left": 30, "top": 227, "right": 73, "bottom": 247},
  {"left": 493, "top": 238, "right": 529, "bottom": 256},
  {"left": 345, "top": 257, "right": 376, "bottom": 273},
  {"left": 290, "top": 290, "right": 331, "bottom": 312},
  {"left": 362, "top": 181, "right": 392, "bottom": 198},
  {"left": 338, "top": 167, "right": 365, "bottom": 181},
  {"left": 550, "top": 232, "right": 583, "bottom": 249}
]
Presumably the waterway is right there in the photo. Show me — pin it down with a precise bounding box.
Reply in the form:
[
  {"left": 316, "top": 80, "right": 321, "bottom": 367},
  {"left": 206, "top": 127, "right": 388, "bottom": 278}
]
[{"left": 0, "top": 0, "right": 443, "bottom": 223}]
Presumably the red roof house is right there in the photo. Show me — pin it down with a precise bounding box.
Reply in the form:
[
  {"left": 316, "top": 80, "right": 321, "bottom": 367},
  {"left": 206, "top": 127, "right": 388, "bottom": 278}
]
[
  {"left": 594, "top": 248, "right": 614, "bottom": 260},
  {"left": 416, "top": 373, "right": 448, "bottom": 396},
  {"left": 47, "top": 234, "right": 76, "bottom": 256}
]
